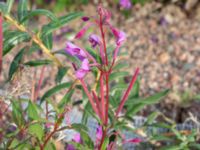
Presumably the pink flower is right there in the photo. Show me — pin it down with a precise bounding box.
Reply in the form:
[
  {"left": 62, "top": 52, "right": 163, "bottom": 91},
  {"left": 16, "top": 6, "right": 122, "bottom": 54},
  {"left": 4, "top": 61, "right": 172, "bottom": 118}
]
[
  {"left": 120, "top": 0, "right": 132, "bottom": 9},
  {"left": 65, "top": 42, "right": 87, "bottom": 60},
  {"left": 89, "top": 34, "right": 101, "bottom": 48},
  {"left": 74, "top": 23, "right": 92, "bottom": 39},
  {"left": 66, "top": 133, "right": 82, "bottom": 150},
  {"left": 109, "top": 26, "right": 126, "bottom": 46},
  {"left": 123, "top": 138, "right": 142, "bottom": 144},
  {"left": 75, "top": 59, "right": 90, "bottom": 79},
  {"left": 96, "top": 125, "right": 103, "bottom": 141},
  {"left": 98, "top": 5, "right": 112, "bottom": 23},
  {"left": 82, "top": 16, "right": 90, "bottom": 22}
]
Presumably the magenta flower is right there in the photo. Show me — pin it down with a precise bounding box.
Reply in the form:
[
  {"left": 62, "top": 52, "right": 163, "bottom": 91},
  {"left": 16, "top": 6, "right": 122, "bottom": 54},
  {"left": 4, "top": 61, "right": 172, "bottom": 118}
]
[
  {"left": 66, "top": 133, "right": 82, "bottom": 150},
  {"left": 65, "top": 42, "right": 87, "bottom": 60},
  {"left": 89, "top": 34, "right": 101, "bottom": 48},
  {"left": 75, "top": 59, "right": 90, "bottom": 79},
  {"left": 96, "top": 125, "right": 103, "bottom": 141},
  {"left": 119, "top": 0, "right": 132, "bottom": 9},
  {"left": 123, "top": 138, "right": 142, "bottom": 144},
  {"left": 109, "top": 25, "right": 126, "bottom": 46},
  {"left": 82, "top": 16, "right": 90, "bottom": 22}
]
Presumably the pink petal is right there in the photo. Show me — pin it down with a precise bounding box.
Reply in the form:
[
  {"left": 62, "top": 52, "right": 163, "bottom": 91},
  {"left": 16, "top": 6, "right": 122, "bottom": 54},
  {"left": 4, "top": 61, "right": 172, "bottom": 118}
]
[
  {"left": 89, "top": 34, "right": 101, "bottom": 48},
  {"left": 81, "top": 59, "right": 90, "bottom": 70},
  {"left": 123, "top": 138, "right": 142, "bottom": 144},
  {"left": 73, "top": 133, "right": 81, "bottom": 143},
  {"left": 96, "top": 125, "right": 103, "bottom": 140},
  {"left": 120, "top": 0, "right": 132, "bottom": 9},
  {"left": 75, "top": 28, "right": 87, "bottom": 39},
  {"left": 65, "top": 42, "right": 87, "bottom": 60},
  {"left": 75, "top": 69, "right": 88, "bottom": 79}
]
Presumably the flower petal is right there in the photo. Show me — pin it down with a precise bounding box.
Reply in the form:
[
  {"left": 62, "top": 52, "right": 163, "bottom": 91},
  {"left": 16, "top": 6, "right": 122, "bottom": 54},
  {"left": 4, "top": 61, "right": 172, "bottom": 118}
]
[
  {"left": 81, "top": 59, "right": 90, "bottom": 71},
  {"left": 96, "top": 125, "right": 103, "bottom": 140},
  {"left": 65, "top": 42, "right": 87, "bottom": 60},
  {"left": 123, "top": 138, "right": 142, "bottom": 144},
  {"left": 89, "top": 34, "right": 101, "bottom": 48},
  {"left": 120, "top": 0, "right": 132, "bottom": 9}
]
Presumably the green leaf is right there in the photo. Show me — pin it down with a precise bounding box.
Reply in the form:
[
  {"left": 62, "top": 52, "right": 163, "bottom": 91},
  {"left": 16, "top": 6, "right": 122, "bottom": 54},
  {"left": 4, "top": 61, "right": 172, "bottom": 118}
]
[
  {"left": 145, "top": 111, "right": 159, "bottom": 125},
  {"left": 7, "top": 0, "right": 14, "bottom": 13},
  {"left": 110, "top": 71, "right": 129, "bottom": 82},
  {"left": 151, "top": 135, "right": 172, "bottom": 141},
  {"left": 58, "top": 89, "right": 74, "bottom": 110},
  {"left": 41, "top": 12, "right": 83, "bottom": 36},
  {"left": 126, "top": 89, "right": 170, "bottom": 105},
  {"left": 27, "top": 101, "right": 40, "bottom": 120},
  {"left": 72, "top": 123, "right": 88, "bottom": 132},
  {"left": 44, "top": 142, "right": 56, "bottom": 150},
  {"left": 126, "top": 103, "right": 145, "bottom": 116},
  {"left": 40, "top": 82, "right": 72, "bottom": 103},
  {"left": 20, "top": 9, "right": 58, "bottom": 24},
  {"left": 8, "top": 48, "right": 25, "bottom": 80},
  {"left": 17, "top": 0, "right": 28, "bottom": 23},
  {"left": 55, "top": 67, "right": 68, "bottom": 83},
  {"left": 11, "top": 100, "right": 24, "bottom": 127},
  {"left": 160, "top": 145, "right": 182, "bottom": 150},
  {"left": 28, "top": 123, "right": 44, "bottom": 140},
  {"left": 24, "top": 59, "right": 52, "bottom": 67},
  {"left": 3, "top": 31, "right": 30, "bottom": 56},
  {"left": 113, "top": 62, "right": 129, "bottom": 70},
  {"left": 40, "top": 32, "right": 53, "bottom": 49},
  {"left": 101, "top": 137, "right": 109, "bottom": 150}
]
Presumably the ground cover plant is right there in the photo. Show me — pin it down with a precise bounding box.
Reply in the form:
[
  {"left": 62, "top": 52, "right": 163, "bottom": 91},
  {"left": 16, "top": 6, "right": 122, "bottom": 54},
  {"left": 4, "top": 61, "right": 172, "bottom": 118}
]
[{"left": 0, "top": 0, "right": 200, "bottom": 150}]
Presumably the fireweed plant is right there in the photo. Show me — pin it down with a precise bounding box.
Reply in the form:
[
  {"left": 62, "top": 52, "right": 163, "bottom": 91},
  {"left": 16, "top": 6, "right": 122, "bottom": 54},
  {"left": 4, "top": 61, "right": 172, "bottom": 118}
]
[
  {"left": 65, "top": 5, "right": 140, "bottom": 149},
  {"left": 0, "top": 1, "right": 171, "bottom": 150}
]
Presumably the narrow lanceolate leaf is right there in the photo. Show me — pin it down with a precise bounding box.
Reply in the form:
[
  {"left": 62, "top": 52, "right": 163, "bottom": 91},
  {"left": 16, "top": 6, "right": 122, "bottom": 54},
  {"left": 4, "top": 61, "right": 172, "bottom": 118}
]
[
  {"left": 55, "top": 66, "right": 68, "bottom": 83},
  {"left": 126, "top": 89, "right": 170, "bottom": 105},
  {"left": 8, "top": 48, "right": 25, "bottom": 81},
  {"left": 17, "top": 0, "right": 28, "bottom": 23},
  {"left": 11, "top": 100, "right": 24, "bottom": 127},
  {"left": 7, "top": 0, "right": 14, "bottom": 13},
  {"left": 27, "top": 101, "right": 40, "bottom": 120},
  {"left": 40, "top": 32, "right": 53, "bottom": 49},
  {"left": 58, "top": 89, "right": 74, "bottom": 110},
  {"left": 125, "top": 89, "right": 170, "bottom": 116},
  {"left": 40, "top": 82, "right": 72, "bottom": 103},
  {"left": 41, "top": 12, "right": 83, "bottom": 36},
  {"left": 20, "top": 9, "right": 58, "bottom": 24},
  {"left": 24, "top": 59, "right": 52, "bottom": 67},
  {"left": 3, "top": 31, "right": 30, "bottom": 56}
]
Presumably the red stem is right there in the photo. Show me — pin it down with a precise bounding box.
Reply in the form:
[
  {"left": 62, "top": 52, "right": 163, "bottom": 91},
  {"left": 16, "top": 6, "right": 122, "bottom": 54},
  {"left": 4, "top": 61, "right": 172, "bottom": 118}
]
[
  {"left": 34, "top": 66, "right": 45, "bottom": 101},
  {"left": 105, "top": 73, "right": 109, "bottom": 125},
  {"left": 100, "top": 72, "right": 105, "bottom": 123},
  {"left": 80, "top": 79, "right": 99, "bottom": 116},
  {"left": 116, "top": 68, "right": 139, "bottom": 116},
  {"left": 92, "top": 91, "right": 103, "bottom": 121},
  {"left": 0, "top": 13, "right": 3, "bottom": 76},
  {"left": 99, "top": 14, "right": 108, "bottom": 65}
]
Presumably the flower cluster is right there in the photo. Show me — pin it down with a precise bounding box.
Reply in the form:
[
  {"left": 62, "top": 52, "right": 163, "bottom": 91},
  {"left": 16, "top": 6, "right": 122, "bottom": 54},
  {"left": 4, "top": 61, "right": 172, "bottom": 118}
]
[{"left": 65, "top": 5, "right": 126, "bottom": 79}]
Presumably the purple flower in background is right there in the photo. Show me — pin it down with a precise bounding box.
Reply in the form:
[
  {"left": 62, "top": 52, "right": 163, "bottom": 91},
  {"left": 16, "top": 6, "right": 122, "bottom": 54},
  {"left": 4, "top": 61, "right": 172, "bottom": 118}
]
[
  {"left": 89, "top": 34, "right": 101, "bottom": 48},
  {"left": 66, "top": 133, "right": 82, "bottom": 150},
  {"left": 120, "top": 0, "right": 132, "bottom": 9},
  {"left": 96, "top": 125, "right": 103, "bottom": 141},
  {"left": 75, "top": 59, "right": 90, "bottom": 79},
  {"left": 65, "top": 42, "right": 87, "bottom": 60}
]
